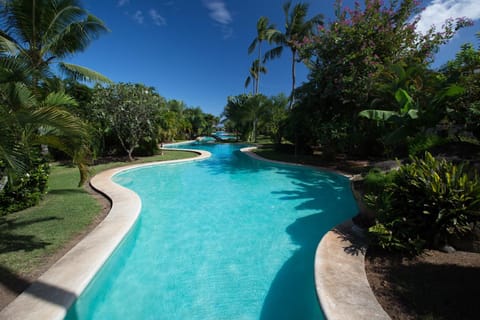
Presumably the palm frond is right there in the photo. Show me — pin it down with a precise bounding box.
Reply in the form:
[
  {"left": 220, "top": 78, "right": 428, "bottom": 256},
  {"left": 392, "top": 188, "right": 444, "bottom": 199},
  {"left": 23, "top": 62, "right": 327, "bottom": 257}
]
[
  {"left": 248, "top": 38, "right": 258, "bottom": 55},
  {"left": 59, "top": 62, "right": 112, "bottom": 83},
  {"left": 0, "top": 56, "right": 31, "bottom": 84},
  {"left": 42, "top": 90, "right": 78, "bottom": 108},
  {"left": 3, "top": 82, "right": 37, "bottom": 111},
  {"left": 264, "top": 46, "right": 283, "bottom": 63},
  {"left": 0, "top": 34, "right": 19, "bottom": 54},
  {"left": 244, "top": 76, "right": 251, "bottom": 89},
  {"left": 44, "top": 13, "right": 109, "bottom": 57}
]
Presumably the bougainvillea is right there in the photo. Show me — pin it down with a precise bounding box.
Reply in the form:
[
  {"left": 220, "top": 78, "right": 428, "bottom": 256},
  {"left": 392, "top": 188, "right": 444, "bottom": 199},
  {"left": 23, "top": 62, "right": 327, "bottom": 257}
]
[
  {"left": 302, "top": 0, "right": 472, "bottom": 109},
  {"left": 291, "top": 0, "right": 473, "bottom": 155}
]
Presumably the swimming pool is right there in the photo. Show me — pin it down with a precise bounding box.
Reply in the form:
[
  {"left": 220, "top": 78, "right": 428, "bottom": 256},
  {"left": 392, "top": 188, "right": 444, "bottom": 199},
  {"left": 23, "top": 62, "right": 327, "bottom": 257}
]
[{"left": 65, "top": 143, "right": 358, "bottom": 319}]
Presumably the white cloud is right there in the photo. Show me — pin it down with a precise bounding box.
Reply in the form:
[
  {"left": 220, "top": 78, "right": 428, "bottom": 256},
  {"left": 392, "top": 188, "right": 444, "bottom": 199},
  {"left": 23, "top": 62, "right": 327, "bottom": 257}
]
[
  {"left": 203, "top": 0, "right": 232, "bottom": 25},
  {"left": 149, "top": 9, "right": 167, "bottom": 26},
  {"left": 117, "top": 0, "right": 129, "bottom": 7},
  {"left": 132, "top": 10, "right": 144, "bottom": 24},
  {"left": 416, "top": 0, "right": 480, "bottom": 34}
]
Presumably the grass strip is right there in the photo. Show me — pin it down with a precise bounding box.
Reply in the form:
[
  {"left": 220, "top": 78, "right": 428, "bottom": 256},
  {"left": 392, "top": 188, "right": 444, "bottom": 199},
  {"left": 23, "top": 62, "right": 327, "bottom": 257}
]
[{"left": 0, "top": 150, "right": 195, "bottom": 276}]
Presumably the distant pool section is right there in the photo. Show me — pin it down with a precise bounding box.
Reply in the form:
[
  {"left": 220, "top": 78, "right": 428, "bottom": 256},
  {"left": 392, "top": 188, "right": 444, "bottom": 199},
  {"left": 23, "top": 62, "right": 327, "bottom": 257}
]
[
  {"left": 213, "top": 131, "right": 237, "bottom": 141},
  {"left": 65, "top": 142, "right": 358, "bottom": 320}
]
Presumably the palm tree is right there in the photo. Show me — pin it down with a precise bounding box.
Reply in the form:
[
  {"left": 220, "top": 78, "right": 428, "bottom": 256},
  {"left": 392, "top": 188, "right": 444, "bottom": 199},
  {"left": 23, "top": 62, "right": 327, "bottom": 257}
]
[
  {"left": 0, "top": 0, "right": 111, "bottom": 88},
  {"left": 248, "top": 16, "right": 275, "bottom": 94},
  {"left": 264, "top": 1, "right": 323, "bottom": 108},
  {"left": 244, "top": 59, "right": 267, "bottom": 95},
  {"left": 0, "top": 79, "right": 90, "bottom": 187},
  {"left": 0, "top": 0, "right": 109, "bottom": 186},
  {"left": 222, "top": 94, "right": 268, "bottom": 142}
]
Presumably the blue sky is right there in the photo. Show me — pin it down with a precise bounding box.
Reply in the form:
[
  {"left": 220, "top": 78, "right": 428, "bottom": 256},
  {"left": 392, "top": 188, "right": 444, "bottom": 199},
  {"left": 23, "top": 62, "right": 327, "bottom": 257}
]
[{"left": 68, "top": 0, "right": 480, "bottom": 116}]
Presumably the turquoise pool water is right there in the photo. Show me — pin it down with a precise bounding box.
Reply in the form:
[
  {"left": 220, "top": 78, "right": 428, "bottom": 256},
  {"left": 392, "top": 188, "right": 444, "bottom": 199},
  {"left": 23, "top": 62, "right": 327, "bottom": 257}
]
[{"left": 65, "top": 143, "right": 358, "bottom": 320}]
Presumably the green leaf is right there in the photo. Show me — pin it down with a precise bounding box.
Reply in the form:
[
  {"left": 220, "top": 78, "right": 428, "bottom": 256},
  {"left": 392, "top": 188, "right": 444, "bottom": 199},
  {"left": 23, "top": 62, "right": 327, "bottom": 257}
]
[
  {"left": 60, "top": 62, "right": 112, "bottom": 84},
  {"left": 358, "top": 109, "right": 398, "bottom": 121}
]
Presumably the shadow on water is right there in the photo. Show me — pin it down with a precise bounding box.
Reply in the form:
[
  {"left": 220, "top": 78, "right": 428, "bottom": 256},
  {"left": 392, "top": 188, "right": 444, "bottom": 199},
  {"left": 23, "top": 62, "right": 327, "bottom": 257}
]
[
  {"left": 260, "top": 213, "right": 327, "bottom": 320},
  {"left": 260, "top": 164, "right": 357, "bottom": 320}
]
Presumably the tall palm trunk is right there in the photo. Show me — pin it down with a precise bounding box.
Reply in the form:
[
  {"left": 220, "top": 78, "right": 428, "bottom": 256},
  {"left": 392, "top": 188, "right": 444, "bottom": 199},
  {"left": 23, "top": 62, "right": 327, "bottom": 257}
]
[
  {"left": 289, "top": 48, "right": 297, "bottom": 109},
  {"left": 256, "top": 45, "right": 262, "bottom": 95}
]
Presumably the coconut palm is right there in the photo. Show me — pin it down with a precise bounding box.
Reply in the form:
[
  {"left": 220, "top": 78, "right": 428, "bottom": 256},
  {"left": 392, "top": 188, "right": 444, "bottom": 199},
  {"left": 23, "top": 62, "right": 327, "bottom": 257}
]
[
  {"left": 244, "top": 59, "right": 267, "bottom": 95},
  {"left": 0, "top": 0, "right": 111, "bottom": 88},
  {"left": 264, "top": 1, "right": 323, "bottom": 108},
  {"left": 248, "top": 16, "right": 275, "bottom": 94}
]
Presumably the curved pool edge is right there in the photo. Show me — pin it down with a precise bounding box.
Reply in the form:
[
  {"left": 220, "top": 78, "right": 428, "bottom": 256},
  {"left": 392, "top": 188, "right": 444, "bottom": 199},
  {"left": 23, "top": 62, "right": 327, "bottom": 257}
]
[
  {"left": 0, "top": 149, "right": 211, "bottom": 320},
  {"left": 314, "top": 220, "right": 390, "bottom": 320},
  {"left": 239, "top": 146, "right": 355, "bottom": 179},
  {"left": 240, "top": 147, "right": 389, "bottom": 320}
]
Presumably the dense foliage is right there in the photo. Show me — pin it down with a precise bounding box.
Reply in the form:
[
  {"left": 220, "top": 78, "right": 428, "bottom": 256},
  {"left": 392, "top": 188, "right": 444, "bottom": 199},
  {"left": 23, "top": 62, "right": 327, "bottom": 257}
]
[
  {"left": 293, "top": 0, "right": 472, "bottom": 156},
  {"left": 222, "top": 93, "right": 288, "bottom": 143},
  {"left": 89, "top": 83, "right": 163, "bottom": 160},
  {"left": 366, "top": 153, "right": 480, "bottom": 254},
  {"left": 0, "top": 159, "right": 49, "bottom": 214},
  {"left": 0, "top": 0, "right": 109, "bottom": 205}
]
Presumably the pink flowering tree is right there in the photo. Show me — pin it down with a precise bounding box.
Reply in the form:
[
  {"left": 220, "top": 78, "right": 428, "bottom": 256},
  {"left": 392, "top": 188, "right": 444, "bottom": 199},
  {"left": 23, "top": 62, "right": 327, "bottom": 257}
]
[{"left": 288, "top": 0, "right": 473, "bottom": 156}]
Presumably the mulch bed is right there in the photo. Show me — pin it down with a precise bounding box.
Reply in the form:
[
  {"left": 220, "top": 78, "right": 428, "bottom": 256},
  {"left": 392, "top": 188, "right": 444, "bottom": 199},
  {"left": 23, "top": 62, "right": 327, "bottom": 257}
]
[{"left": 365, "top": 248, "right": 480, "bottom": 320}]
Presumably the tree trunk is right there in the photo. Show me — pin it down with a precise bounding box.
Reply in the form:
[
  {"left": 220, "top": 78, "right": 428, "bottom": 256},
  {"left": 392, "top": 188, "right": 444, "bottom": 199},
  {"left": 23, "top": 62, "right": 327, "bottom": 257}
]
[
  {"left": 127, "top": 148, "right": 134, "bottom": 162},
  {"left": 289, "top": 48, "right": 297, "bottom": 109},
  {"left": 257, "top": 43, "right": 262, "bottom": 95}
]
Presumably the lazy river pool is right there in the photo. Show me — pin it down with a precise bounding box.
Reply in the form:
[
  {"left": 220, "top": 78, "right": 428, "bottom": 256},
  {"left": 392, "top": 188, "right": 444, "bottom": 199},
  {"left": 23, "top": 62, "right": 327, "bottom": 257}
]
[{"left": 65, "top": 143, "right": 357, "bottom": 319}]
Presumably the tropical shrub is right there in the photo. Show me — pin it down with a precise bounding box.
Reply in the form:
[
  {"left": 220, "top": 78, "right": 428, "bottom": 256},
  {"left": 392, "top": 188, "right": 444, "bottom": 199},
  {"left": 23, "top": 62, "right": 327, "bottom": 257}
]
[
  {"left": 407, "top": 134, "right": 446, "bottom": 156},
  {"left": 366, "top": 152, "right": 480, "bottom": 254},
  {"left": 362, "top": 168, "right": 396, "bottom": 194},
  {"left": 0, "top": 160, "right": 50, "bottom": 214}
]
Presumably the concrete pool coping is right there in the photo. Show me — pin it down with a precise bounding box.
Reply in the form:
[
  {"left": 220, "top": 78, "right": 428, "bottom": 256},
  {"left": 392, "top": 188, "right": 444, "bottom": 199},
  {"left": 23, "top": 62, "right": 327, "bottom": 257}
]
[
  {"left": 241, "top": 146, "right": 390, "bottom": 320},
  {"left": 0, "top": 148, "right": 211, "bottom": 320}
]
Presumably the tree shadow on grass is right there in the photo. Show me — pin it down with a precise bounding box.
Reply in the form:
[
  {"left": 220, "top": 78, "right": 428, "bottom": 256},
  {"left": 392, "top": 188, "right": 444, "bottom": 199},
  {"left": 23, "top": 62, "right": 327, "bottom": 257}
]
[
  {"left": 0, "top": 216, "right": 58, "bottom": 254},
  {"left": 0, "top": 264, "right": 78, "bottom": 314},
  {"left": 0, "top": 214, "right": 78, "bottom": 314},
  {"left": 47, "top": 189, "right": 86, "bottom": 196}
]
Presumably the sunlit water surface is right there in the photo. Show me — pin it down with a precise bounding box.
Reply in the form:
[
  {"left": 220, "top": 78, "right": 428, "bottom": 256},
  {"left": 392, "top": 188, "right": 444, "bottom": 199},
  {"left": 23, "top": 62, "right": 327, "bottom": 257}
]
[{"left": 65, "top": 143, "right": 357, "bottom": 320}]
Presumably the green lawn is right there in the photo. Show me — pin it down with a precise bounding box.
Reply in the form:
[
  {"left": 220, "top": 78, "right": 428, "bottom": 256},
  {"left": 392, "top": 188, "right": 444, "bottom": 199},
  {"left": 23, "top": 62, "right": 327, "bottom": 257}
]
[{"left": 0, "top": 150, "right": 196, "bottom": 276}]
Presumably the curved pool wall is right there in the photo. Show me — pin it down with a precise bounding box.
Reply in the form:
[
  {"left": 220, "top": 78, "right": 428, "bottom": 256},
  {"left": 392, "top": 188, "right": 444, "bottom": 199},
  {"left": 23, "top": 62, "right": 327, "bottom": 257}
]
[{"left": 65, "top": 143, "right": 358, "bottom": 320}]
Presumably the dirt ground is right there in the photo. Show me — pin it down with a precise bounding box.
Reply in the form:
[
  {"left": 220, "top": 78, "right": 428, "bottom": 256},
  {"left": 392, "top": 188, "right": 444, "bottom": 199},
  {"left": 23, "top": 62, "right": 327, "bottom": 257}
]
[{"left": 365, "top": 248, "right": 480, "bottom": 320}]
